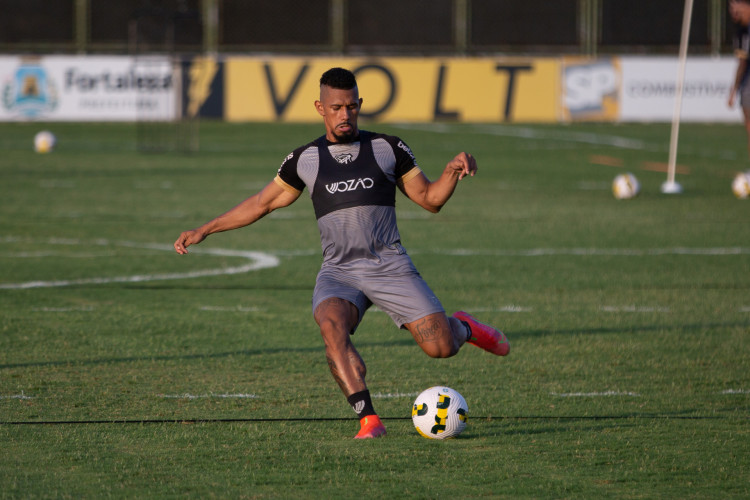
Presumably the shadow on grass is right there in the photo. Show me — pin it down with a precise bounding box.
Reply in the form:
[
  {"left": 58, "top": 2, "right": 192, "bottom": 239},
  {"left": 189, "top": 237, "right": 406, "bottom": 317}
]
[
  {"left": 469, "top": 421, "right": 636, "bottom": 438},
  {"left": 3, "top": 319, "right": 748, "bottom": 370},
  {"left": 0, "top": 338, "right": 417, "bottom": 370},
  {"left": 2, "top": 414, "right": 735, "bottom": 427},
  {"left": 512, "top": 320, "right": 750, "bottom": 339}
]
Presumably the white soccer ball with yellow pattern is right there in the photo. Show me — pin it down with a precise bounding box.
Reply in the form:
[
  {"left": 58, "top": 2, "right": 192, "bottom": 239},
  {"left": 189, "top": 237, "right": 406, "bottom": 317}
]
[
  {"left": 412, "top": 386, "right": 468, "bottom": 439},
  {"left": 612, "top": 173, "right": 640, "bottom": 200},
  {"left": 731, "top": 170, "right": 750, "bottom": 199},
  {"left": 34, "top": 131, "right": 56, "bottom": 154}
]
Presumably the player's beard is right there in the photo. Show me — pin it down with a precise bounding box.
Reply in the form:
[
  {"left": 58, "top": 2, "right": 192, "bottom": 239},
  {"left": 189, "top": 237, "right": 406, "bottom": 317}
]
[{"left": 332, "top": 123, "right": 357, "bottom": 143}]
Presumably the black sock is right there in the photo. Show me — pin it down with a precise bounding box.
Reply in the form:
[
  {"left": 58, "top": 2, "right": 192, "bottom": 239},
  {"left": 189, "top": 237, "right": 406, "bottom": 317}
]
[
  {"left": 347, "top": 390, "right": 376, "bottom": 419},
  {"left": 461, "top": 320, "right": 473, "bottom": 341}
]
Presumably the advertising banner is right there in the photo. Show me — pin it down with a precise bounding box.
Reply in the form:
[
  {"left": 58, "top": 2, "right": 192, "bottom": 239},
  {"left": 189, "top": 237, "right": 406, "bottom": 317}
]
[
  {"left": 619, "top": 57, "right": 738, "bottom": 123},
  {"left": 0, "top": 55, "right": 176, "bottom": 121},
  {"left": 561, "top": 58, "right": 621, "bottom": 122},
  {"left": 562, "top": 56, "right": 740, "bottom": 123},
  {"left": 1, "top": 54, "right": 742, "bottom": 124},
  {"left": 224, "top": 57, "right": 560, "bottom": 123}
]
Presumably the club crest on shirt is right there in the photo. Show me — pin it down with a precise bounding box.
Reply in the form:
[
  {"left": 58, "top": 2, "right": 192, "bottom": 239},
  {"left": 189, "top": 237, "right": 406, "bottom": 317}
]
[{"left": 334, "top": 153, "right": 354, "bottom": 164}]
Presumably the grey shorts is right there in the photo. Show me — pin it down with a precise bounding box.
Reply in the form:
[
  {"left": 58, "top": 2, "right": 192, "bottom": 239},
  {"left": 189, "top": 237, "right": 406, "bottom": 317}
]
[{"left": 312, "top": 256, "right": 445, "bottom": 332}]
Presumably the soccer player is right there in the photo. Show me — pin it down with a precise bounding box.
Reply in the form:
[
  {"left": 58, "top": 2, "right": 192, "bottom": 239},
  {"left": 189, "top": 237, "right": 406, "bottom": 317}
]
[
  {"left": 174, "top": 67, "right": 510, "bottom": 439},
  {"left": 729, "top": 0, "right": 750, "bottom": 160}
]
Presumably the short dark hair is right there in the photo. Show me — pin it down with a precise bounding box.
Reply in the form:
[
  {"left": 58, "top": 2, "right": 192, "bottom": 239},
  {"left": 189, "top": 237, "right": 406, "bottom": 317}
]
[{"left": 320, "top": 67, "right": 357, "bottom": 90}]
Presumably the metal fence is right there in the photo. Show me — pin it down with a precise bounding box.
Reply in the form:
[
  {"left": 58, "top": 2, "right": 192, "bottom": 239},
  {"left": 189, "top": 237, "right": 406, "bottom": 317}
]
[{"left": 0, "top": 0, "right": 735, "bottom": 56}]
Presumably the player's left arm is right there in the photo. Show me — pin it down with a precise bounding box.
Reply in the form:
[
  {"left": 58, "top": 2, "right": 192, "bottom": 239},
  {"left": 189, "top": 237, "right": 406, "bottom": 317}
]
[{"left": 398, "top": 152, "right": 477, "bottom": 213}]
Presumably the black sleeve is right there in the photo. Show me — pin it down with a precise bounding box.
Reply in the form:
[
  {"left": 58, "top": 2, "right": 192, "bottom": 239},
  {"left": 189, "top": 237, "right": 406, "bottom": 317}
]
[
  {"left": 275, "top": 144, "right": 310, "bottom": 192},
  {"left": 380, "top": 134, "right": 420, "bottom": 178}
]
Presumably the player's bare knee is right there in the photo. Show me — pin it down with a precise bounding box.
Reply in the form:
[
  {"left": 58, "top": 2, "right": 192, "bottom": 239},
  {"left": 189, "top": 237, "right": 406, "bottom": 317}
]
[
  {"left": 422, "top": 339, "right": 459, "bottom": 359},
  {"left": 317, "top": 316, "right": 341, "bottom": 335}
]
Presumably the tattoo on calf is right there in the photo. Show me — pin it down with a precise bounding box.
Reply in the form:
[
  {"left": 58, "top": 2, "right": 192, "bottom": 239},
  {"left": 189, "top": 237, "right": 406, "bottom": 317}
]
[{"left": 413, "top": 317, "right": 441, "bottom": 344}]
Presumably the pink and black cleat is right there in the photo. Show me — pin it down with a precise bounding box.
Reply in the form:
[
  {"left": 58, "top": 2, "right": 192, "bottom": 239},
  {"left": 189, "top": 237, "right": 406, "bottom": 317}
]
[{"left": 454, "top": 311, "right": 510, "bottom": 356}]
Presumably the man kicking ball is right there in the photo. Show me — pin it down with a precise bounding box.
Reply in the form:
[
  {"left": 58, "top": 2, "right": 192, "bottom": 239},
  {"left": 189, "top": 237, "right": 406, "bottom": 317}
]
[{"left": 174, "top": 67, "right": 510, "bottom": 438}]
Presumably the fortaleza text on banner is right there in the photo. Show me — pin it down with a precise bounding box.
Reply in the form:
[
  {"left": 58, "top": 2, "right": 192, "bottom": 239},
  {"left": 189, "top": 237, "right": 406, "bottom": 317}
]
[{"left": 0, "top": 55, "right": 174, "bottom": 122}]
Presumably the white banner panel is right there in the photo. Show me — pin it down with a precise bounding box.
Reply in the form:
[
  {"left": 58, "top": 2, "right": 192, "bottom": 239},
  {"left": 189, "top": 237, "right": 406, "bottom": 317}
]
[
  {"left": 620, "top": 57, "right": 740, "bottom": 123},
  {"left": 0, "top": 56, "right": 176, "bottom": 121}
]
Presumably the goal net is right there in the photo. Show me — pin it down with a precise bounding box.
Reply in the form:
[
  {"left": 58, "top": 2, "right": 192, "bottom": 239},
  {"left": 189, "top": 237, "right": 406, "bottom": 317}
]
[{"left": 130, "top": 7, "right": 198, "bottom": 153}]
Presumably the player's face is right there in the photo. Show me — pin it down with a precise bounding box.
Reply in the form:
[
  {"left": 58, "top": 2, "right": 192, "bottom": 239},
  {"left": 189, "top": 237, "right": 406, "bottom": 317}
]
[
  {"left": 730, "top": 1, "right": 750, "bottom": 25},
  {"left": 316, "top": 86, "right": 363, "bottom": 143}
]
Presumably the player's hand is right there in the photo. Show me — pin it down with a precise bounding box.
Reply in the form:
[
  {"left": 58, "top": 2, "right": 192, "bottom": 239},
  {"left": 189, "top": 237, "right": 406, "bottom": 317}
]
[
  {"left": 447, "top": 152, "right": 477, "bottom": 180},
  {"left": 174, "top": 230, "right": 206, "bottom": 254}
]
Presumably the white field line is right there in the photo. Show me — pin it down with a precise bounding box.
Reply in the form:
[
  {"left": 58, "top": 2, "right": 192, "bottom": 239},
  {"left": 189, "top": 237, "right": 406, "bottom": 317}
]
[
  {"left": 32, "top": 307, "right": 95, "bottom": 312},
  {"left": 199, "top": 306, "right": 264, "bottom": 312},
  {"left": 720, "top": 389, "right": 750, "bottom": 394},
  {"left": 158, "top": 393, "right": 260, "bottom": 400},
  {"left": 601, "top": 306, "right": 670, "bottom": 313},
  {"left": 0, "top": 238, "right": 279, "bottom": 290},
  {"left": 429, "top": 247, "right": 750, "bottom": 257},
  {"left": 374, "top": 305, "right": 530, "bottom": 313},
  {"left": 551, "top": 391, "right": 641, "bottom": 397},
  {"left": 392, "top": 123, "right": 650, "bottom": 150},
  {"left": 372, "top": 392, "right": 420, "bottom": 399},
  {"left": 468, "top": 306, "right": 532, "bottom": 312},
  {"left": 1, "top": 251, "right": 117, "bottom": 258},
  {"left": 0, "top": 393, "right": 35, "bottom": 400}
]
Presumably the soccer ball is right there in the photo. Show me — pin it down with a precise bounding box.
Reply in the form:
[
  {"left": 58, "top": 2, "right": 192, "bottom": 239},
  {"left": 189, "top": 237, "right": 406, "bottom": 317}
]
[
  {"left": 412, "top": 386, "right": 468, "bottom": 439},
  {"left": 612, "top": 173, "right": 640, "bottom": 200},
  {"left": 731, "top": 170, "right": 750, "bottom": 199},
  {"left": 34, "top": 131, "right": 56, "bottom": 154}
]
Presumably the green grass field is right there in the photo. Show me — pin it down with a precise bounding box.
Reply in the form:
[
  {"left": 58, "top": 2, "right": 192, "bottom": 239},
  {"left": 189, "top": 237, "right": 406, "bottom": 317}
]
[{"left": 1, "top": 120, "right": 748, "bottom": 498}]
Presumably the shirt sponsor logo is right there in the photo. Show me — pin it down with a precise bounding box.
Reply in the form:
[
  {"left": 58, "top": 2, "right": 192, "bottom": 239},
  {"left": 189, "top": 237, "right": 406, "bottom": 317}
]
[
  {"left": 278, "top": 152, "right": 294, "bottom": 174},
  {"left": 397, "top": 140, "right": 416, "bottom": 163},
  {"left": 325, "top": 177, "right": 374, "bottom": 194}
]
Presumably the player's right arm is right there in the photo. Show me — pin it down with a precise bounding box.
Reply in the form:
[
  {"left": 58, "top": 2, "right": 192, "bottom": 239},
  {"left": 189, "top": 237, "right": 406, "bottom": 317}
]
[{"left": 174, "top": 180, "right": 300, "bottom": 254}]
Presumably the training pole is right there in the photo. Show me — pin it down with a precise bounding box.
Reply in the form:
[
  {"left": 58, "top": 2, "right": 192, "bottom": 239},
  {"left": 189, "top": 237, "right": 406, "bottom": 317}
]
[{"left": 663, "top": 0, "right": 694, "bottom": 194}]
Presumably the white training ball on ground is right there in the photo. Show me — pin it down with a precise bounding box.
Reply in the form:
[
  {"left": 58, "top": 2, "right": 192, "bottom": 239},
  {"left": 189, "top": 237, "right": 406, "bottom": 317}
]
[
  {"left": 34, "top": 131, "right": 56, "bottom": 154},
  {"left": 731, "top": 170, "right": 750, "bottom": 199},
  {"left": 612, "top": 173, "right": 640, "bottom": 200},
  {"left": 412, "top": 386, "right": 468, "bottom": 440}
]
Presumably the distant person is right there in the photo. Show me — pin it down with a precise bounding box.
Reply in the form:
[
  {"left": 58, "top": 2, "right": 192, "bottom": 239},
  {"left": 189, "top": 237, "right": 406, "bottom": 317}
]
[
  {"left": 729, "top": 0, "right": 750, "bottom": 160},
  {"left": 174, "top": 67, "right": 510, "bottom": 439}
]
